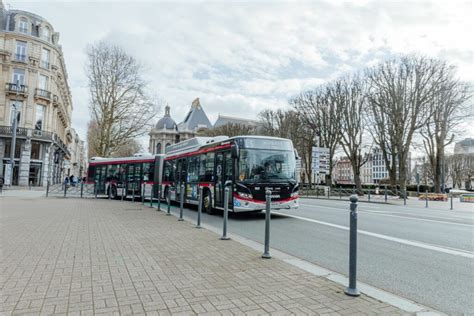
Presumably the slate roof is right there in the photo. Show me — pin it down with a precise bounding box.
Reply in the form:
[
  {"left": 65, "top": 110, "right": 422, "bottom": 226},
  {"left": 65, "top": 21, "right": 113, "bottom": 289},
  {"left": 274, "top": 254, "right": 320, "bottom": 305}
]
[
  {"left": 213, "top": 114, "right": 260, "bottom": 128},
  {"left": 177, "top": 98, "right": 212, "bottom": 132}
]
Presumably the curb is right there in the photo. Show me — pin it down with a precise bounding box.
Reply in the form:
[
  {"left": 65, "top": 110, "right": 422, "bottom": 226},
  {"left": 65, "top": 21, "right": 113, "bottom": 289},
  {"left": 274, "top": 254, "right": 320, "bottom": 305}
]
[{"left": 156, "top": 203, "right": 444, "bottom": 316}]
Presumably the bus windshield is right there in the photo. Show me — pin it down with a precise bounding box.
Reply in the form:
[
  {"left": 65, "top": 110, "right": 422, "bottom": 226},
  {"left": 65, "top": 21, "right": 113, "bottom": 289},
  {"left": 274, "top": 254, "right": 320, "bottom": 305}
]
[{"left": 238, "top": 149, "right": 296, "bottom": 183}]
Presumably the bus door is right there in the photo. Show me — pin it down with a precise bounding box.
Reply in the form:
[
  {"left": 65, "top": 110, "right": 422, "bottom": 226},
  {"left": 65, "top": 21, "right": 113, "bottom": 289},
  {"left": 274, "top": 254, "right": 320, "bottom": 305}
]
[
  {"left": 214, "top": 151, "right": 233, "bottom": 209},
  {"left": 176, "top": 158, "right": 187, "bottom": 201}
]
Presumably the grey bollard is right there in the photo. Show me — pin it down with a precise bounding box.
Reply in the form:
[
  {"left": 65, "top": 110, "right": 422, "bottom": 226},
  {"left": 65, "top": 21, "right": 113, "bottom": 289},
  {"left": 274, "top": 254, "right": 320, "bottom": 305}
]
[
  {"left": 80, "top": 181, "right": 84, "bottom": 198},
  {"left": 121, "top": 182, "right": 124, "bottom": 201},
  {"left": 368, "top": 189, "right": 371, "bottom": 202},
  {"left": 157, "top": 185, "right": 161, "bottom": 211},
  {"left": 339, "top": 186, "right": 342, "bottom": 199},
  {"left": 141, "top": 183, "right": 145, "bottom": 204},
  {"left": 220, "top": 187, "right": 230, "bottom": 240},
  {"left": 150, "top": 184, "right": 154, "bottom": 208},
  {"left": 64, "top": 181, "right": 67, "bottom": 197},
  {"left": 95, "top": 180, "right": 98, "bottom": 199},
  {"left": 384, "top": 185, "right": 387, "bottom": 203},
  {"left": 166, "top": 189, "right": 171, "bottom": 215},
  {"left": 450, "top": 192, "right": 453, "bottom": 210},
  {"left": 132, "top": 182, "right": 135, "bottom": 201},
  {"left": 425, "top": 189, "right": 428, "bottom": 208},
  {"left": 46, "top": 180, "right": 50, "bottom": 198},
  {"left": 196, "top": 186, "right": 203, "bottom": 228},
  {"left": 178, "top": 184, "right": 184, "bottom": 221},
  {"left": 327, "top": 186, "right": 330, "bottom": 199},
  {"left": 345, "top": 194, "right": 360, "bottom": 296},
  {"left": 108, "top": 184, "right": 111, "bottom": 200},
  {"left": 262, "top": 190, "right": 272, "bottom": 259},
  {"left": 403, "top": 190, "right": 406, "bottom": 206}
]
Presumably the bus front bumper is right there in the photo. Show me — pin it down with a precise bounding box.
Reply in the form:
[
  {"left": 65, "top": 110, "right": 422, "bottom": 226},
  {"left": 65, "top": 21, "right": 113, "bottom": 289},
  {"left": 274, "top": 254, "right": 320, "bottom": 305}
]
[{"left": 232, "top": 197, "right": 299, "bottom": 212}]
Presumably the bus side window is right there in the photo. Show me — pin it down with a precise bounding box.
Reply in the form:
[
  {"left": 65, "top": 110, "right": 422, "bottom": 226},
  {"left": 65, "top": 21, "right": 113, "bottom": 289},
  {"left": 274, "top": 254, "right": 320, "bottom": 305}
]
[{"left": 187, "top": 156, "right": 199, "bottom": 182}]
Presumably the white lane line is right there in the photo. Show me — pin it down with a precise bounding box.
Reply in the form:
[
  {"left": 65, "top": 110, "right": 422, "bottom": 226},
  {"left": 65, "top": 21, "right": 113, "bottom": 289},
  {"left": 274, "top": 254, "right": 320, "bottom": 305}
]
[
  {"left": 299, "top": 203, "right": 473, "bottom": 227},
  {"left": 273, "top": 211, "right": 474, "bottom": 259}
]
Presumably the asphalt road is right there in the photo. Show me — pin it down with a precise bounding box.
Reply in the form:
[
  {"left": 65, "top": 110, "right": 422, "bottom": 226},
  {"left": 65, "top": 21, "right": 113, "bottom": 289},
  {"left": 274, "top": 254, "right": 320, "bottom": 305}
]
[{"left": 155, "top": 197, "right": 473, "bottom": 314}]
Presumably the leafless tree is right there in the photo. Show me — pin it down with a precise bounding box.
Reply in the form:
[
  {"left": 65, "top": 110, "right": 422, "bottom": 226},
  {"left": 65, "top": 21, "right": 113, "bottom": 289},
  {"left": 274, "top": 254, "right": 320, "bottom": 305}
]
[
  {"left": 421, "top": 68, "right": 471, "bottom": 192},
  {"left": 111, "top": 139, "right": 142, "bottom": 157},
  {"left": 292, "top": 86, "right": 341, "bottom": 185},
  {"left": 366, "top": 55, "right": 448, "bottom": 192},
  {"left": 335, "top": 75, "right": 371, "bottom": 192},
  {"left": 86, "top": 41, "right": 158, "bottom": 157}
]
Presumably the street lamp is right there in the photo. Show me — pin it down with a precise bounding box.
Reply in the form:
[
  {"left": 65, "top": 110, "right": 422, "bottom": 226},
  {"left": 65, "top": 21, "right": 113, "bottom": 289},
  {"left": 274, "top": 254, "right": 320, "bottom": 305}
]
[{"left": 8, "top": 80, "right": 20, "bottom": 186}]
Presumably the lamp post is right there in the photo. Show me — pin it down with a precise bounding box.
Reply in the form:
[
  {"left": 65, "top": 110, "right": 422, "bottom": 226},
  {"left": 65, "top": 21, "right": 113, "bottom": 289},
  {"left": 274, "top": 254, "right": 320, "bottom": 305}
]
[{"left": 9, "top": 80, "right": 20, "bottom": 186}]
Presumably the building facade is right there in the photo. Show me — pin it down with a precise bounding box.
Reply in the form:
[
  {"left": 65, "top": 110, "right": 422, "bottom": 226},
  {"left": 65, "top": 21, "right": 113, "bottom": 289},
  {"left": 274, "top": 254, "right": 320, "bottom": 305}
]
[
  {"left": 334, "top": 157, "right": 353, "bottom": 185},
  {"left": 0, "top": 5, "right": 73, "bottom": 186},
  {"left": 454, "top": 138, "right": 474, "bottom": 154},
  {"left": 67, "top": 128, "right": 86, "bottom": 179},
  {"left": 149, "top": 98, "right": 212, "bottom": 154}
]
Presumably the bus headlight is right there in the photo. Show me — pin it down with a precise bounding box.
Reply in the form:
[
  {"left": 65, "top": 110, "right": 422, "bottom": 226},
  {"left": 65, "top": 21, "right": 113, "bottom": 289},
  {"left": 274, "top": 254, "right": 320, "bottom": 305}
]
[
  {"left": 237, "top": 192, "right": 253, "bottom": 199},
  {"left": 291, "top": 192, "right": 299, "bottom": 198}
]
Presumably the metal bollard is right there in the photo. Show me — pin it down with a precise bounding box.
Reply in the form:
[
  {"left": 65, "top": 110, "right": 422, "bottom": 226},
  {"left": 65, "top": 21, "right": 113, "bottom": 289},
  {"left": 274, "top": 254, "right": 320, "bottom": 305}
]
[
  {"left": 121, "top": 182, "right": 124, "bottom": 201},
  {"left": 220, "top": 187, "right": 230, "bottom": 240},
  {"left": 157, "top": 185, "right": 161, "bottom": 211},
  {"left": 80, "top": 181, "right": 84, "bottom": 198},
  {"left": 425, "top": 189, "right": 428, "bottom": 208},
  {"left": 316, "top": 186, "right": 319, "bottom": 198},
  {"left": 46, "top": 180, "right": 50, "bottom": 198},
  {"left": 262, "top": 190, "right": 272, "bottom": 259},
  {"left": 108, "top": 184, "right": 111, "bottom": 200},
  {"left": 166, "top": 189, "right": 171, "bottom": 215},
  {"left": 403, "top": 190, "right": 406, "bottom": 206},
  {"left": 142, "top": 183, "right": 145, "bottom": 204},
  {"left": 327, "top": 186, "right": 330, "bottom": 199},
  {"left": 150, "top": 184, "right": 154, "bottom": 208},
  {"left": 345, "top": 194, "right": 360, "bottom": 297},
  {"left": 368, "top": 189, "right": 371, "bottom": 202},
  {"left": 178, "top": 184, "right": 184, "bottom": 221},
  {"left": 64, "top": 181, "right": 67, "bottom": 197},
  {"left": 196, "top": 186, "right": 203, "bottom": 228},
  {"left": 339, "top": 186, "right": 342, "bottom": 199},
  {"left": 384, "top": 185, "right": 387, "bottom": 203},
  {"left": 450, "top": 192, "right": 453, "bottom": 210},
  {"left": 95, "top": 180, "right": 98, "bottom": 199}
]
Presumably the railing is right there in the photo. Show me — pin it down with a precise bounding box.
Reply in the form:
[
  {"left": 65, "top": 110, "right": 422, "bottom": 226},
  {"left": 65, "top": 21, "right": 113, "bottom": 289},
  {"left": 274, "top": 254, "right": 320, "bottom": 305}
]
[
  {"left": 0, "top": 125, "right": 28, "bottom": 137},
  {"left": 5, "top": 82, "right": 28, "bottom": 94},
  {"left": 14, "top": 54, "right": 27, "bottom": 62},
  {"left": 32, "top": 129, "right": 53, "bottom": 140},
  {"left": 35, "top": 88, "right": 52, "bottom": 100},
  {"left": 40, "top": 60, "right": 50, "bottom": 69}
]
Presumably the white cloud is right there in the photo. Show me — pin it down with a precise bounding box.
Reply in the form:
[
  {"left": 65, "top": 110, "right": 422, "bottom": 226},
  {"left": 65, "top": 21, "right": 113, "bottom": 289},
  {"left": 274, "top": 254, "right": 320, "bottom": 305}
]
[{"left": 8, "top": 0, "right": 473, "bottom": 145}]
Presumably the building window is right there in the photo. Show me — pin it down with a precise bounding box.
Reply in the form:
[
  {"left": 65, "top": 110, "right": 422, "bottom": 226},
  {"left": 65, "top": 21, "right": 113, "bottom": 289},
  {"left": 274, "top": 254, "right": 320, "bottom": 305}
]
[
  {"left": 41, "top": 26, "right": 50, "bottom": 41},
  {"left": 38, "top": 74, "right": 48, "bottom": 90},
  {"left": 156, "top": 143, "right": 162, "bottom": 154},
  {"left": 15, "top": 41, "right": 27, "bottom": 62},
  {"left": 31, "top": 142, "right": 42, "bottom": 160},
  {"left": 4, "top": 139, "right": 23, "bottom": 159},
  {"left": 18, "top": 18, "right": 28, "bottom": 33},
  {"left": 41, "top": 48, "right": 50, "bottom": 69},
  {"left": 12, "top": 68, "right": 25, "bottom": 85},
  {"left": 35, "top": 105, "right": 45, "bottom": 130},
  {"left": 10, "top": 101, "right": 23, "bottom": 125}
]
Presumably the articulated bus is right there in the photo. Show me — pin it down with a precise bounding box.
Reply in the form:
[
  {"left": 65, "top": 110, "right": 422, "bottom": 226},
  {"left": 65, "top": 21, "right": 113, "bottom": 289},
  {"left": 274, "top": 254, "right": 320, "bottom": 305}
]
[{"left": 87, "top": 135, "right": 299, "bottom": 213}]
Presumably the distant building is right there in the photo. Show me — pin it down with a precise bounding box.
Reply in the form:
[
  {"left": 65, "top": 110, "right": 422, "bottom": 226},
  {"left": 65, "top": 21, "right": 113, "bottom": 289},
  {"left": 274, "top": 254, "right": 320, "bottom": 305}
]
[
  {"left": 372, "top": 147, "right": 411, "bottom": 184},
  {"left": 361, "top": 155, "right": 373, "bottom": 185},
  {"left": 67, "top": 128, "right": 85, "bottom": 178},
  {"left": 149, "top": 98, "right": 259, "bottom": 154},
  {"left": 334, "top": 157, "right": 353, "bottom": 185},
  {"left": 454, "top": 138, "right": 474, "bottom": 154}
]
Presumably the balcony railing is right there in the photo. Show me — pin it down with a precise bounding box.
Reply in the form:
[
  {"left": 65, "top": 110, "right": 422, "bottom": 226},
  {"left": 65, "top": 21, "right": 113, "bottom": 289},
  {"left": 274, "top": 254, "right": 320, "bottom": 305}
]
[
  {"left": 14, "top": 54, "right": 27, "bottom": 62},
  {"left": 5, "top": 82, "right": 28, "bottom": 94},
  {"left": 40, "top": 60, "right": 50, "bottom": 69},
  {"left": 35, "top": 88, "right": 52, "bottom": 100}
]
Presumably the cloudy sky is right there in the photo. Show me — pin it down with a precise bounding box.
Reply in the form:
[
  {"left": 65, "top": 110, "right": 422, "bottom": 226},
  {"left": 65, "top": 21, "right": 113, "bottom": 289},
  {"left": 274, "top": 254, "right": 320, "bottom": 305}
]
[{"left": 7, "top": 0, "right": 474, "bottom": 149}]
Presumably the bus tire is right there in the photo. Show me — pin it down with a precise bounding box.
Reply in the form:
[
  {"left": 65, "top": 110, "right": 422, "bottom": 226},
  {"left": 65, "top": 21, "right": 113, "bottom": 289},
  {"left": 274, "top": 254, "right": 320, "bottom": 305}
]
[
  {"left": 108, "top": 186, "right": 117, "bottom": 199},
  {"left": 203, "top": 190, "right": 215, "bottom": 215}
]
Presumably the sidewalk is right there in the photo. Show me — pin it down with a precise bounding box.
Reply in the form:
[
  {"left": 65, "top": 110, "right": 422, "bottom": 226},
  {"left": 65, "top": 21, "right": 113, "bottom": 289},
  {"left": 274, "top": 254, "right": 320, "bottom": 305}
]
[{"left": 1, "top": 197, "right": 413, "bottom": 315}]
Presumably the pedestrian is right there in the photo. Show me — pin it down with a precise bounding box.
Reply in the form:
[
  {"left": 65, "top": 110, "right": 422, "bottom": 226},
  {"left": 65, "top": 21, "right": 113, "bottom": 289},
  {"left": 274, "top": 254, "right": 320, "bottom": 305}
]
[{"left": 69, "top": 174, "right": 75, "bottom": 186}]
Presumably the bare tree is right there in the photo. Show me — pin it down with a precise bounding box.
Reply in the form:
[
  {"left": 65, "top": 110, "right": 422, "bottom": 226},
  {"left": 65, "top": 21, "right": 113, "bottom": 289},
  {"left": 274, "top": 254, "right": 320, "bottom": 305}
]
[
  {"left": 421, "top": 68, "right": 471, "bottom": 192},
  {"left": 111, "top": 139, "right": 142, "bottom": 157},
  {"left": 86, "top": 119, "right": 100, "bottom": 159},
  {"left": 292, "top": 86, "right": 341, "bottom": 185},
  {"left": 86, "top": 41, "right": 158, "bottom": 157},
  {"left": 335, "top": 75, "right": 371, "bottom": 192},
  {"left": 366, "top": 55, "right": 448, "bottom": 192}
]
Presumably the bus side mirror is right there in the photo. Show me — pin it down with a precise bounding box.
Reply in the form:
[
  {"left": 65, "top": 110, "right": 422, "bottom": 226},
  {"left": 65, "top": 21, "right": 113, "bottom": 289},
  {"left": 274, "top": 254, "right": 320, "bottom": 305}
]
[
  {"left": 231, "top": 144, "right": 239, "bottom": 159},
  {"left": 294, "top": 149, "right": 300, "bottom": 160}
]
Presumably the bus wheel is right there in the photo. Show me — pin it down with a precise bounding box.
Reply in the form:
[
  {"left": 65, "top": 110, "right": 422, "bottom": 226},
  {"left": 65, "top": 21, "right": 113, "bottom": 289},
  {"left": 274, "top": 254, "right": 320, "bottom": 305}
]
[
  {"left": 203, "top": 190, "right": 215, "bottom": 215},
  {"left": 111, "top": 186, "right": 117, "bottom": 199}
]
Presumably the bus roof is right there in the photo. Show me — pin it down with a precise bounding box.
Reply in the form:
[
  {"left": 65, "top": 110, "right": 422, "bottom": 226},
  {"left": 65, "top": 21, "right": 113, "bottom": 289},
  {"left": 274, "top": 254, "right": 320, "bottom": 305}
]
[{"left": 88, "top": 154, "right": 164, "bottom": 165}]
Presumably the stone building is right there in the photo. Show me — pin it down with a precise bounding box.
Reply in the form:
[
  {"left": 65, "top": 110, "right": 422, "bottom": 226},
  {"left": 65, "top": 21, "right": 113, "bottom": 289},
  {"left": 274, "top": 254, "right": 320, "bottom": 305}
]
[
  {"left": 149, "top": 98, "right": 212, "bottom": 154},
  {"left": 0, "top": 4, "right": 74, "bottom": 186},
  {"left": 67, "top": 128, "right": 86, "bottom": 179},
  {"left": 454, "top": 138, "right": 474, "bottom": 154}
]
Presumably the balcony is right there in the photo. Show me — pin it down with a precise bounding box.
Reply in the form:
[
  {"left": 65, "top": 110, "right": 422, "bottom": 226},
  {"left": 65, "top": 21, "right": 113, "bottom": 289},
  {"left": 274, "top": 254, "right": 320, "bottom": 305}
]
[
  {"left": 40, "top": 60, "right": 50, "bottom": 69},
  {"left": 5, "top": 83, "right": 28, "bottom": 96},
  {"left": 13, "top": 54, "right": 27, "bottom": 63},
  {"left": 35, "top": 88, "right": 52, "bottom": 101}
]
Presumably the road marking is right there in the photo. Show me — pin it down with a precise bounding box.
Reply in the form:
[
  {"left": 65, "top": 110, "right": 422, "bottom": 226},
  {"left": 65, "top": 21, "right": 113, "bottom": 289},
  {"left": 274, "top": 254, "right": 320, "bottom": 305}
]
[
  {"left": 273, "top": 211, "right": 474, "bottom": 259},
  {"left": 299, "top": 203, "right": 473, "bottom": 227}
]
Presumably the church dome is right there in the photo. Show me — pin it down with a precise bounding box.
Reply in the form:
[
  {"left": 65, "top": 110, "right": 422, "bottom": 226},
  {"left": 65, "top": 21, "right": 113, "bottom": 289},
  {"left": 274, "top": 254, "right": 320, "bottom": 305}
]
[{"left": 155, "top": 105, "right": 177, "bottom": 130}]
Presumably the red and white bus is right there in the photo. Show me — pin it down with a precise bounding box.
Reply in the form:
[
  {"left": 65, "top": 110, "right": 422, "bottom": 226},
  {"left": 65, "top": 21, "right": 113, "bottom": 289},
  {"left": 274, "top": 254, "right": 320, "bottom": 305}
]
[{"left": 87, "top": 135, "right": 299, "bottom": 213}]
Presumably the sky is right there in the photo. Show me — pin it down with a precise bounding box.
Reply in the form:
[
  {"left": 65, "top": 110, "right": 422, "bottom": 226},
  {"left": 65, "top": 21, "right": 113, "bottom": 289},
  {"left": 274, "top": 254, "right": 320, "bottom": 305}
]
[{"left": 6, "top": 0, "right": 474, "bottom": 152}]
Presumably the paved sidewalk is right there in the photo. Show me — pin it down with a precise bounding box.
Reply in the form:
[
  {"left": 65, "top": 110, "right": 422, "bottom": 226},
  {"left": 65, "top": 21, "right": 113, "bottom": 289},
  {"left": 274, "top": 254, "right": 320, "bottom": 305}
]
[{"left": 1, "top": 197, "right": 410, "bottom": 315}]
